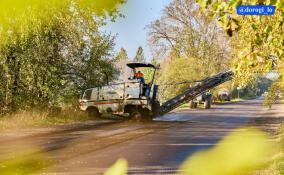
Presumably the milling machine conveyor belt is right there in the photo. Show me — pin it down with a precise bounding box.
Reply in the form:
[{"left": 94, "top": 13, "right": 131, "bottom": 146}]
[{"left": 159, "top": 70, "right": 233, "bottom": 116}]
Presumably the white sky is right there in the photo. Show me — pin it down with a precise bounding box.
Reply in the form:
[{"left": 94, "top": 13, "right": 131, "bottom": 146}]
[{"left": 102, "top": 0, "right": 172, "bottom": 62}]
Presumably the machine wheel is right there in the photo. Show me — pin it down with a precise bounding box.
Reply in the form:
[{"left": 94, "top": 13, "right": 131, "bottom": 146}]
[
  {"left": 87, "top": 107, "right": 101, "bottom": 118},
  {"left": 204, "top": 96, "right": 212, "bottom": 109},
  {"left": 129, "top": 108, "right": 153, "bottom": 121},
  {"left": 152, "top": 100, "right": 160, "bottom": 118},
  {"left": 141, "top": 108, "right": 153, "bottom": 121},
  {"left": 130, "top": 110, "right": 143, "bottom": 121},
  {"left": 189, "top": 101, "right": 198, "bottom": 109},
  {"left": 189, "top": 101, "right": 194, "bottom": 109}
]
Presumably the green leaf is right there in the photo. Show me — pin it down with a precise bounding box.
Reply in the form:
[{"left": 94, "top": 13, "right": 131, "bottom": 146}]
[
  {"left": 198, "top": 0, "right": 207, "bottom": 9},
  {"left": 207, "top": 0, "right": 213, "bottom": 6},
  {"left": 256, "top": 33, "right": 263, "bottom": 46},
  {"left": 223, "top": 2, "right": 230, "bottom": 11},
  {"left": 273, "top": 38, "right": 278, "bottom": 47},
  {"left": 251, "top": 24, "right": 258, "bottom": 30},
  {"left": 232, "top": 0, "right": 242, "bottom": 9},
  {"left": 277, "top": 49, "right": 283, "bottom": 57},
  {"left": 247, "top": 61, "right": 254, "bottom": 66},
  {"left": 276, "top": 0, "right": 284, "bottom": 9},
  {"left": 251, "top": 0, "right": 258, "bottom": 5},
  {"left": 266, "top": 59, "right": 273, "bottom": 71},
  {"left": 211, "top": 1, "right": 218, "bottom": 11},
  {"left": 269, "top": 0, "right": 277, "bottom": 5},
  {"left": 209, "top": 13, "right": 216, "bottom": 21},
  {"left": 238, "top": 48, "right": 248, "bottom": 58},
  {"left": 265, "top": 26, "right": 273, "bottom": 33}
]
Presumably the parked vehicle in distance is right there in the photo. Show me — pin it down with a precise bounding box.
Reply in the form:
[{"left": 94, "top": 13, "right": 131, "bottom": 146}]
[{"left": 218, "top": 90, "right": 231, "bottom": 101}]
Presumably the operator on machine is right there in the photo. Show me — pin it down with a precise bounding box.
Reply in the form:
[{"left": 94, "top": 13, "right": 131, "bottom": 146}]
[{"left": 136, "top": 70, "right": 145, "bottom": 84}]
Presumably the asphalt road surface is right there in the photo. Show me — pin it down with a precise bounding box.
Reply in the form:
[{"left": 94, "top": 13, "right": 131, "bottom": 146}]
[{"left": 0, "top": 98, "right": 283, "bottom": 175}]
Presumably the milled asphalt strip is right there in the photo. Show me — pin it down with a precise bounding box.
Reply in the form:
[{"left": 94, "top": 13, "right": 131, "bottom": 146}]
[
  {"left": 37, "top": 122, "right": 185, "bottom": 174},
  {"left": 44, "top": 121, "right": 185, "bottom": 156},
  {"left": 0, "top": 114, "right": 128, "bottom": 141},
  {"left": 44, "top": 99, "right": 284, "bottom": 175},
  {"left": 43, "top": 121, "right": 236, "bottom": 175},
  {"left": 0, "top": 120, "right": 187, "bottom": 168},
  {"left": 0, "top": 120, "right": 121, "bottom": 152}
]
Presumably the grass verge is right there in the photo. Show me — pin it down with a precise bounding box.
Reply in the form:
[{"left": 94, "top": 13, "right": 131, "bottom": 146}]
[
  {"left": 178, "top": 97, "right": 259, "bottom": 109},
  {"left": 268, "top": 123, "right": 284, "bottom": 174},
  {"left": 253, "top": 123, "right": 284, "bottom": 175}
]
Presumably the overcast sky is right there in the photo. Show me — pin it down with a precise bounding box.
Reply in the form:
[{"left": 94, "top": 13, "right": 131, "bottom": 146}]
[{"left": 102, "top": 0, "right": 172, "bottom": 62}]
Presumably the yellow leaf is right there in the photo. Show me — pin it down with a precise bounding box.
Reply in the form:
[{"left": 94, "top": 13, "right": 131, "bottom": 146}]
[{"left": 104, "top": 158, "right": 128, "bottom": 175}]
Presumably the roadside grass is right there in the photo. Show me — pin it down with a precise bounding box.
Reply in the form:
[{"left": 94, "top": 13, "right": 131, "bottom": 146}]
[
  {"left": 214, "top": 96, "right": 259, "bottom": 104},
  {"left": 177, "top": 98, "right": 243, "bottom": 109},
  {"left": 178, "top": 103, "right": 190, "bottom": 109},
  {"left": 253, "top": 123, "right": 284, "bottom": 175},
  {"left": 263, "top": 154, "right": 284, "bottom": 175},
  {"left": 0, "top": 110, "right": 93, "bottom": 130},
  {"left": 178, "top": 97, "right": 258, "bottom": 109},
  {"left": 266, "top": 123, "right": 284, "bottom": 175},
  {"left": 213, "top": 98, "right": 246, "bottom": 104}
]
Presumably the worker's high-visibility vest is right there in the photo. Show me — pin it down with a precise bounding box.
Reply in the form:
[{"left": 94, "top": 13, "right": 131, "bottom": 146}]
[{"left": 136, "top": 72, "right": 144, "bottom": 78}]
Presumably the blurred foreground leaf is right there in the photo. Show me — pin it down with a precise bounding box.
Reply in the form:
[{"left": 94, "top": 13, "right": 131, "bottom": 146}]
[
  {"left": 180, "top": 128, "right": 277, "bottom": 175},
  {"left": 0, "top": 153, "right": 51, "bottom": 175},
  {"left": 104, "top": 158, "right": 128, "bottom": 175}
]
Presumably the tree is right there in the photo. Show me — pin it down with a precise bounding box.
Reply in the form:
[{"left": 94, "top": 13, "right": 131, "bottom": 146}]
[
  {"left": 147, "top": 0, "right": 232, "bottom": 101},
  {"left": 158, "top": 56, "right": 204, "bottom": 101},
  {"left": 0, "top": 0, "right": 126, "bottom": 114},
  {"left": 115, "top": 47, "right": 129, "bottom": 60},
  {"left": 195, "top": 0, "right": 284, "bottom": 90},
  {"left": 134, "top": 46, "right": 145, "bottom": 62},
  {"left": 143, "top": 58, "right": 158, "bottom": 84}
]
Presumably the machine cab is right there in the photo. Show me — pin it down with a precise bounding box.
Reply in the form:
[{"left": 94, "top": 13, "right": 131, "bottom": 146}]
[{"left": 126, "top": 63, "right": 159, "bottom": 99}]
